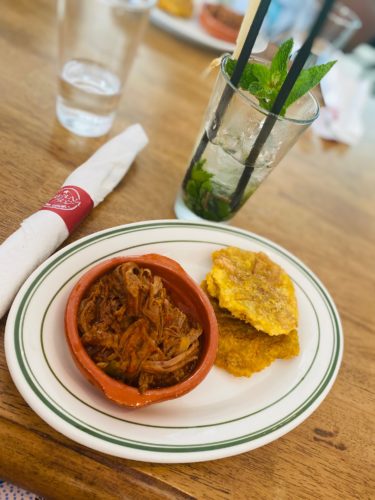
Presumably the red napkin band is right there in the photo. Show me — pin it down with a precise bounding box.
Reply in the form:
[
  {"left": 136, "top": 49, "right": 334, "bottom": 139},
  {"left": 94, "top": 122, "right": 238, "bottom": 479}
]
[{"left": 40, "top": 185, "right": 94, "bottom": 233}]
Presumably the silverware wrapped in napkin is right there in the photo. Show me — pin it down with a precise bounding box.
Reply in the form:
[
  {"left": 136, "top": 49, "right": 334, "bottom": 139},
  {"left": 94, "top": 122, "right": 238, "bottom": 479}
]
[{"left": 0, "top": 124, "right": 148, "bottom": 319}]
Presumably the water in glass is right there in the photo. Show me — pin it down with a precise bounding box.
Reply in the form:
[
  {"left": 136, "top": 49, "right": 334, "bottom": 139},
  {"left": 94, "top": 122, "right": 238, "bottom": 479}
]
[{"left": 57, "top": 58, "right": 122, "bottom": 137}]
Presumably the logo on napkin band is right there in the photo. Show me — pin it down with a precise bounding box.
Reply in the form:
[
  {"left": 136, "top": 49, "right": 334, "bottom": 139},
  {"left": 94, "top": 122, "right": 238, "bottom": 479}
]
[
  {"left": 44, "top": 187, "right": 82, "bottom": 211},
  {"left": 41, "top": 185, "right": 94, "bottom": 233}
]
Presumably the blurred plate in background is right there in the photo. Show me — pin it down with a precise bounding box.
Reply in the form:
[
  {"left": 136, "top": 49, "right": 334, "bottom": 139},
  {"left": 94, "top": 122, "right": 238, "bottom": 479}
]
[{"left": 150, "top": 0, "right": 267, "bottom": 53}]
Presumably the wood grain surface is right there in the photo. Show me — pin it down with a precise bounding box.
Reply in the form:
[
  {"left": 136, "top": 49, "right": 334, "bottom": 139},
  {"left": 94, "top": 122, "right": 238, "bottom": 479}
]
[{"left": 0, "top": 0, "right": 374, "bottom": 498}]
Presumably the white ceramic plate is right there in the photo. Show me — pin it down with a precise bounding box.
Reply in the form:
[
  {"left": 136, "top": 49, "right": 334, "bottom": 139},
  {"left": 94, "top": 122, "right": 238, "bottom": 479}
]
[
  {"left": 5, "top": 220, "right": 343, "bottom": 463},
  {"left": 150, "top": 1, "right": 267, "bottom": 53}
]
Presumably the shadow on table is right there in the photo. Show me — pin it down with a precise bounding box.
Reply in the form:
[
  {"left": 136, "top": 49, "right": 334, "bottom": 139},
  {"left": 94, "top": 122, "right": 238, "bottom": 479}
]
[{"left": 46, "top": 119, "right": 110, "bottom": 169}]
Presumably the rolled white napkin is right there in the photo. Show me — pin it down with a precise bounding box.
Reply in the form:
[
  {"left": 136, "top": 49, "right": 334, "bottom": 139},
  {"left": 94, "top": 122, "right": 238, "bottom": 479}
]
[
  {"left": 0, "top": 123, "right": 148, "bottom": 319},
  {"left": 312, "top": 52, "right": 371, "bottom": 146}
]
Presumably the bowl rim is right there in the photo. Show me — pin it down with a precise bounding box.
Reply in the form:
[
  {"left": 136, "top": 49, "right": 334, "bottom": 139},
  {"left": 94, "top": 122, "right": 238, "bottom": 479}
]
[{"left": 64, "top": 254, "right": 218, "bottom": 407}]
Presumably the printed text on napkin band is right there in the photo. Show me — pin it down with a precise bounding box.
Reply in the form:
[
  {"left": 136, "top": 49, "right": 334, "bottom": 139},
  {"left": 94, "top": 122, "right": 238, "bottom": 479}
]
[{"left": 40, "top": 185, "right": 94, "bottom": 233}]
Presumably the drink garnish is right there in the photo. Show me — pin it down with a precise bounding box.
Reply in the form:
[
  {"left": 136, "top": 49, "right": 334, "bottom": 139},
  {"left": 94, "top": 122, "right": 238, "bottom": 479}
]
[
  {"left": 225, "top": 38, "right": 336, "bottom": 116},
  {"left": 184, "top": 158, "right": 232, "bottom": 221}
]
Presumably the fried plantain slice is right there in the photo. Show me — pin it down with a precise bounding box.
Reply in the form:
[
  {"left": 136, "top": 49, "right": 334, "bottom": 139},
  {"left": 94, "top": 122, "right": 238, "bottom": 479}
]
[
  {"left": 202, "top": 281, "right": 299, "bottom": 377},
  {"left": 206, "top": 247, "right": 298, "bottom": 336}
]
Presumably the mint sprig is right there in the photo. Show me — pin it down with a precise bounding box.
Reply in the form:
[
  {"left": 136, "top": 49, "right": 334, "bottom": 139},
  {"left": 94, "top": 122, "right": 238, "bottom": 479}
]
[
  {"left": 184, "top": 159, "right": 232, "bottom": 221},
  {"left": 225, "top": 38, "right": 336, "bottom": 116}
]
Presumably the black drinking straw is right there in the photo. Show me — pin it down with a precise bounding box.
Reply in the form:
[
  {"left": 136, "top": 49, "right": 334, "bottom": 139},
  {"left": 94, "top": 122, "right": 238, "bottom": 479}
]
[
  {"left": 230, "top": 0, "right": 336, "bottom": 211},
  {"left": 182, "top": 0, "right": 272, "bottom": 188}
]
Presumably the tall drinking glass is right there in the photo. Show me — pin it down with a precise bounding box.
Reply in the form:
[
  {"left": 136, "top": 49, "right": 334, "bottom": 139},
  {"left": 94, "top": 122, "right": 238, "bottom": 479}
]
[
  {"left": 175, "top": 55, "right": 319, "bottom": 223},
  {"left": 314, "top": 1, "right": 361, "bottom": 60},
  {"left": 272, "top": 1, "right": 361, "bottom": 61},
  {"left": 57, "top": 0, "right": 155, "bottom": 137}
]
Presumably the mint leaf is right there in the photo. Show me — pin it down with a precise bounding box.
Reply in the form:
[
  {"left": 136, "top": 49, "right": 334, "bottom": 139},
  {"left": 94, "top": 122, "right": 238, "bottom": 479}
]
[
  {"left": 199, "top": 180, "right": 213, "bottom": 196},
  {"left": 270, "top": 38, "right": 293, "bottom": 84},
  {"left": 284, "top": 60, "right": 336, "bottom": 111},
  {"left": 248, "top": 82, "right": 274, "bottom": 101},
  {"left": 191, "top": 158, "right": 212, "bottom": 182},
  {"left": 215, "top": 198, "right": 231, "bottom": 219},
  {"left": 186, "top": 179, "right": 198, "bottom": 198},
  {"left": 251, "top": 63, "right": 270, "bottom": 86},
  {"left": 224, "top": 57, "right": 236, "bottom": 76},
  {"left": 225, "top": 57, "right": 257, "bottom": 89}
]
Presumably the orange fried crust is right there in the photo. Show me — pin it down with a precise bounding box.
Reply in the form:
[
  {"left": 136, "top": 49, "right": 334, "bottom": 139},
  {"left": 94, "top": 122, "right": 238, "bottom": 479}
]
[
  {"left": 202, "top": 281, "right": 299, "bottom": 377},
  {"left": 206, "top": 247, "right": 298, "bottom": 336}
]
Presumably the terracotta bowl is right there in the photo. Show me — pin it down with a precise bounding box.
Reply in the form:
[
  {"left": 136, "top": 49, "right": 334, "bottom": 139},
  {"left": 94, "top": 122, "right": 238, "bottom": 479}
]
[
  {"left": 65, "top": 254, "right": 218, "bottom": 408},
  {"left": 199, "top": 3, "right": 240, "bottom": 43}
]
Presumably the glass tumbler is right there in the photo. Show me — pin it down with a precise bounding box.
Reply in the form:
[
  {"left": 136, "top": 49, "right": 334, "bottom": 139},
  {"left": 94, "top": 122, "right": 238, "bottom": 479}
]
[
  {"left": 175, "top": 55, "right": 319, "bottom": 223},
  {"left": 56, "top": 0, "right": 155, "bottom": 137},
  {"left": 283, "top": 1, "right": 362, "bottom": 61},
  {"left": 315, "top": 1, "right": 362, "bottom": 60}
]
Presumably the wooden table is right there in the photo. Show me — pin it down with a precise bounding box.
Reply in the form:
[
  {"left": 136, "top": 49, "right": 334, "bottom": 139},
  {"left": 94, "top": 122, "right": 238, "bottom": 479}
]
[{"left": 0, "top": 1, "right": 374, "bottom": 498}]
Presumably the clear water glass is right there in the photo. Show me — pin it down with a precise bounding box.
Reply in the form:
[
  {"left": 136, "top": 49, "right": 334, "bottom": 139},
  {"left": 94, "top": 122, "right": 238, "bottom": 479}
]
[
  {"left": 175, "top": 55, "right": 319, "bottom": 223},
  {"left": 57, "top": 0, "right": 155, "bottom": 137},
  {"left": 315, "top": 1, "right": 362, "bottom": 60},
  {"left": 280, "top": 1, "right": 362, "bottom": 61}
]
